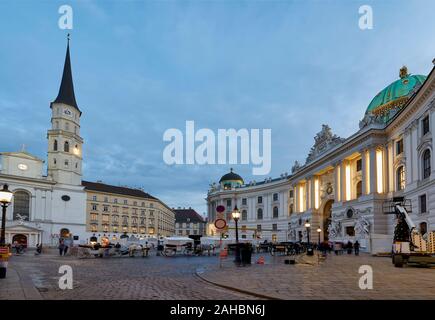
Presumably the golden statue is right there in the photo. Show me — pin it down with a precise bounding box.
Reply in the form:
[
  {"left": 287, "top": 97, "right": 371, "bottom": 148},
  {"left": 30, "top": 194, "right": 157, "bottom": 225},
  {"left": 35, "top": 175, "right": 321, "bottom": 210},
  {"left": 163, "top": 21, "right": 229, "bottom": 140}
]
[{"left": 399, "top": 66, "right": 408, "bottom": 79}]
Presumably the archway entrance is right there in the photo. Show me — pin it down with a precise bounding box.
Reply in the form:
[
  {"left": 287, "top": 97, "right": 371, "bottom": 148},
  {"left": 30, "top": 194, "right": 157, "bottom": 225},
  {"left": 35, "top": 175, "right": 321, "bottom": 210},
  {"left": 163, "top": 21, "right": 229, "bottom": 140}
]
[
  {"left": 323, "top": 200, "right": 334, "bottom": 241},
  {"left": 12, "top": 234, "right": 28, "bottom": 248}
]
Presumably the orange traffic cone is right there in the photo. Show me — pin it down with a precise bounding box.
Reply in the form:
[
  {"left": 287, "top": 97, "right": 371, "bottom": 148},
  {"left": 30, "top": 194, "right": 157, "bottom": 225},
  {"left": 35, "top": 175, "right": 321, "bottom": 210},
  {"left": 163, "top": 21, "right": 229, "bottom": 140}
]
[{"left": 256, "top": 256, "right": 265, "bottom": 264}]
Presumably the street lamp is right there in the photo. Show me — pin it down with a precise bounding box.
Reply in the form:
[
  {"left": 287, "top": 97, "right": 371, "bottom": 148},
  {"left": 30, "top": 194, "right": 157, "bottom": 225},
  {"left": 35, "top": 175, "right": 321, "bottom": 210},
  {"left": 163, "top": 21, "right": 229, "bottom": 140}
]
[
  {"left": 304, "top": 221, "right": 311, "bottom": 244},
  {"left": 0, "top": 184, "right": 13, "bottom": 279},
  {"left": 304, "top": 221, "right": 314, "bottom": 256},
  {"left": 317, "top": 227, "right": 322, "bottom": 247},
  {"left": 231, "top": 205, "right": 241, "bottom": 264}
]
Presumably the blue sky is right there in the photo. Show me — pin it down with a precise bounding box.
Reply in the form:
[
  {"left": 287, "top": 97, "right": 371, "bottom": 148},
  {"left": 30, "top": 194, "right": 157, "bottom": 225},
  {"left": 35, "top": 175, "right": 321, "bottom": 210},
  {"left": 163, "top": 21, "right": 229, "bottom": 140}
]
[{"left": 1, "top": 0, "right": 434, "bottom": 215}]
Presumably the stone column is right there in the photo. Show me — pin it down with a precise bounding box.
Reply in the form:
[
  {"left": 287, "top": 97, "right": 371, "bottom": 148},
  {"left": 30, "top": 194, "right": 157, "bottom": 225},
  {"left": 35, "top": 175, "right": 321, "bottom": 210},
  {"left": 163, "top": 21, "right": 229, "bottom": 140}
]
[
  {"left": 333, "top": 163, "right": 340, "bottom": 202},
  {"left": 293, "top": 184, "right": 298, "bottom": 213},
  {"left": 387, "top": 141, "right": 394, "bottom": 193},
  {"left": 310, "top": 176, "right": 316, "bottom": 210},
  {"left": 340, "top": 160, "right": 347, "bottom": 201}
]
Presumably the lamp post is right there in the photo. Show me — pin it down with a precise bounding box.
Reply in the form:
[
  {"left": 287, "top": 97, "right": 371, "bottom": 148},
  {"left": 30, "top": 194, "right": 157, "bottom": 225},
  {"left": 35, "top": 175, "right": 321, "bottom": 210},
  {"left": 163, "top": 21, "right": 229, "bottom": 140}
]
[
  {"left": 0, "top": 184, "right": 13, "bottom": 279},
  {"left": 305, "top": 221, "right": 314, "bottom": 256},
  {"left": 231, "top": 205, "right": 241, "bottom": 264},
  {"left": 317, "top": 227, "right": 322, "bottom": 247},
  {"left": 304, "top": 221, "right": 311, "bottom": 245}
]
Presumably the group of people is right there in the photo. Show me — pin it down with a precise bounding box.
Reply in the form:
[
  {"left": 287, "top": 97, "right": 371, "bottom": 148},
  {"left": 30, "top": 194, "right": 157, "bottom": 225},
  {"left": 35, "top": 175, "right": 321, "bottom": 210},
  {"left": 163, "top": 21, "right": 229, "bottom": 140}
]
[
  {"left": 316, "top": 240, "right": 361, "bottom": 256},
  {"left": 58, "top": 239, "right": 70, "bottom": 256}
]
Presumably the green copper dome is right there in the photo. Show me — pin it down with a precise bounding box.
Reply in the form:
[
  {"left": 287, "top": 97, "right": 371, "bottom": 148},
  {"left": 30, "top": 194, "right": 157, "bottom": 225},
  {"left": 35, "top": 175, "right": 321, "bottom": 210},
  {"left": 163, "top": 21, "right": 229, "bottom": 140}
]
[{"left": 366, "top": 66, "right": 426, "bottom": 123}]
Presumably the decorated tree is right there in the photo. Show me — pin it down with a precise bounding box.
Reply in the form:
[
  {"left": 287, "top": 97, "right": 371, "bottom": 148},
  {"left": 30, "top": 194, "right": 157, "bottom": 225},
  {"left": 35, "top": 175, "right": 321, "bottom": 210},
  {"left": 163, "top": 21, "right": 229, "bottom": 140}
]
[{"left": 394, "top": 215, "right": 410, "bottom": 242}]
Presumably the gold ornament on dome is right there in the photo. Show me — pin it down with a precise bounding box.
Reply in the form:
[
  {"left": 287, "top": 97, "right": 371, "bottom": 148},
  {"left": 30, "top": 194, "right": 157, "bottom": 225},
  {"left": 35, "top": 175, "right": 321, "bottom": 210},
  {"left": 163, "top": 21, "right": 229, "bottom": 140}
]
[{"left": 399, "top": 66, "right": 408, "bottom": 79}]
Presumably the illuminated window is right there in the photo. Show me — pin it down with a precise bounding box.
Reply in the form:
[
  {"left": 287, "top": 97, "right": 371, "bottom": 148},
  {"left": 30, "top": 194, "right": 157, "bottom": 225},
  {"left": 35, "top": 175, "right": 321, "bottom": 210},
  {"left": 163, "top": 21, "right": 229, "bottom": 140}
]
[
  {"left": 397, "top": 166, "right": 405, "bottom": 191},
  {"left": 376, "top": 149, "right": 383, "bottom": 193},
  {"left": 314, "top": 179, "right": 320, "bottom": 209},
  {"left": 345, "top": 164, "right": 351, "bottom": 200}
]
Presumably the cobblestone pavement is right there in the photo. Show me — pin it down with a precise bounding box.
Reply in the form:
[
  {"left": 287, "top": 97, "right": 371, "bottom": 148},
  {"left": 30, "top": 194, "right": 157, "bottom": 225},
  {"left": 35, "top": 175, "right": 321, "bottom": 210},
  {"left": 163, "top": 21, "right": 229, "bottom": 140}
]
[
  {"left": 202, "top": 252, "right": 435, "bottom": 299},
  {"left": 3, "top": 251, "right": 435, "bottom": 300},
  {"left": 1, "top": 251, "right": 258, "bottom": 300}
]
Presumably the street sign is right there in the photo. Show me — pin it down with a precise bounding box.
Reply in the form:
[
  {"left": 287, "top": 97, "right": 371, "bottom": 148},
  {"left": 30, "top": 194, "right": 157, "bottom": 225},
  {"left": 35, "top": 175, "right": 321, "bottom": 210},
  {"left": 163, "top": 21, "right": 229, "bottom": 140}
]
[
  {"left": 216, "top": 205, "right": 225, "bottom": 213},
  {"left": 214, "top": 219, "right": 227, "bottom": 230}
]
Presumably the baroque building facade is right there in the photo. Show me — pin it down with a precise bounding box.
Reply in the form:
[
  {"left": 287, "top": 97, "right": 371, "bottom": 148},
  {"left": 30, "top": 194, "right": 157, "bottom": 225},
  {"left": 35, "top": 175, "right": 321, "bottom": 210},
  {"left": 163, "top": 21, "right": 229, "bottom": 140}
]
[
  {"left": 207, "top": 64, "right": 435, "bottom": 253},
  {"left": 0, "top": 39, "right": 175, "bottom": 247}
]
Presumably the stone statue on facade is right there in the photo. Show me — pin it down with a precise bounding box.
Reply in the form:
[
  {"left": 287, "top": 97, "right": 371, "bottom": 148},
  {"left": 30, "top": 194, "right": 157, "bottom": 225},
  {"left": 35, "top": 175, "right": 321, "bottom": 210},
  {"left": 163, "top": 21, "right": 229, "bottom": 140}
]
[
  {"left": 327, "top": 220, "right": 341, "bottom": 239},
  {"left": 355, "top": 216, "right": 371, "bottom": 237},
  {"left": 291, "top": 160, "right": 301, "bottom": 173},
  {"left": 306, "top": 125, "right": 345, "bottom": 164},
  {"left": 15, "top": 214, "right": 28, "bottom": 225},
  {"left": 359, "top": 113, "right": 385, "bottom": 129}
]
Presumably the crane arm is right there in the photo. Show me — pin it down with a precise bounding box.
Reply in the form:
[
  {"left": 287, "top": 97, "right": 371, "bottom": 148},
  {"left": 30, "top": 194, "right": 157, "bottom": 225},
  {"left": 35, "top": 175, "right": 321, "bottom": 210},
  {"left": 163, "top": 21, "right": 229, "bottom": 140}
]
[{"left": 395, "top": 204, "right": 416, "bottom": 232}]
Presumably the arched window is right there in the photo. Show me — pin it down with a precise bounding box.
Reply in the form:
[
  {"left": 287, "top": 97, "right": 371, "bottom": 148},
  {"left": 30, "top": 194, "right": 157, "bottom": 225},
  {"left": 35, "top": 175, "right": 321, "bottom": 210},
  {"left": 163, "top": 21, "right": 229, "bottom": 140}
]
[
  {"left": 397, "top": 166, "right": 405, "bottom": 191},
  {"left": 422, "top": 149, "right": 431, "bottom": 179},
  {"left": 257, "top": 208, "right": 263, "bottom": 220},
  {"left": 273, "top": 206, "right": 279, "bottom": 218},
  {"left": 420, "top": 222, "right": 428, "bottom": 236},
  {"left": 13, "top": 190, "right": 30, "bottom": 221},
  {"left": 241, "top": 210, "right": 247, "bottom": 221},
  {"left": 53, "top": 139, "right": 58, "bottom": 151},
  {"left": 64, "top": 141, "right": 69, "bottom": 152},
  {"left": 356, "top": 181, "right": 362, "bottom": 198}
]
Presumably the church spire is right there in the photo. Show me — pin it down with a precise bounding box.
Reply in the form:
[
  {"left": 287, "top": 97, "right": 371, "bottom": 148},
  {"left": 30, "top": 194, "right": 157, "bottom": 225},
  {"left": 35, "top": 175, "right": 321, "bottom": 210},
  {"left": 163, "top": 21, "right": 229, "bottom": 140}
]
[{"left": 53, "top": 34, "right": 80, "bottom": 112}]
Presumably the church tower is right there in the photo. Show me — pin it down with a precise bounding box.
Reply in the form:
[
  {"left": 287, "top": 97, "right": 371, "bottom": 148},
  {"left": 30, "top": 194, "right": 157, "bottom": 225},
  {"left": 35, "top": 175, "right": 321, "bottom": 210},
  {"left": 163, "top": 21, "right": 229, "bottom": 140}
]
[{"left": 47, "top": 37, "right": 83, "bottom": 185}]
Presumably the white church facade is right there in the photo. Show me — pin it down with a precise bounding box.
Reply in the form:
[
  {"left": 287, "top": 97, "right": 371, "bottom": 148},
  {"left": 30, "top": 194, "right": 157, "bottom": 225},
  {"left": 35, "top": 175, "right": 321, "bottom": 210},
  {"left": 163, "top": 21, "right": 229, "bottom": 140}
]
[
  {"left": 207, "top": 63, "right": 435, "bottom": 254},
  {"left": 0, "top": 40, "right": 87, "bottom": 247}
]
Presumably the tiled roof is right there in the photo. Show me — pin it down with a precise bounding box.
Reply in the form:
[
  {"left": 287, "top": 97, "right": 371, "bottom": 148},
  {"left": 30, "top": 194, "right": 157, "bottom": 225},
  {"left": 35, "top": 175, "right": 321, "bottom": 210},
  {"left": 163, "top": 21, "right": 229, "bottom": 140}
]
[
  {"left": 82, "top": 180, "right": 157, "bottom": 200},
  {"left": 173, "top": 208, "right": 205, "bottom": 223}
]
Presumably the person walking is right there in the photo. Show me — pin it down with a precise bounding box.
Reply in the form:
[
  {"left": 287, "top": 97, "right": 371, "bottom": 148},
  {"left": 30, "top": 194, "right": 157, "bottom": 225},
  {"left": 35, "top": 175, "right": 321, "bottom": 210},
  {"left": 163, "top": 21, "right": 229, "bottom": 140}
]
[
  {"left": 354, "top": 241, "right": 360, "bottom": 256},
  {"left": 58, "top": 239, "right": 65, "bottom": 256},
  {"left": 347, "top": 241, "right": 353, "bottom": 254}
]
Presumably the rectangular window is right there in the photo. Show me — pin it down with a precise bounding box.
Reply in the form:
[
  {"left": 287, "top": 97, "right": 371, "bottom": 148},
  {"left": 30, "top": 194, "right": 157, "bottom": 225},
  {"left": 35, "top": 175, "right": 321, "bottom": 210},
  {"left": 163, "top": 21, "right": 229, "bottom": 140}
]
[
  {"left": 91, "top": 204, "right": 97, "bottom": 211},
  {"left": 124, "top": 200, "right": 128, "bottom": 205},
  {"left": 104, "top": 197, "right": 108, "bottom": 202},
  {"left": 396, "top": 139, "right": 403, "bottom": 155},
  {"left": 346, "top": 226, "right": 355, "bottom": 237},
  {"left": 242, "top": 198, "right": 247, "bottom": 206},
  {"left": 289, "top": 190, "right": 294, "bottom": 198},
  {"left": 102, "top": 214, "right": 109, "bottom": 223},
  {"left": 423, "top": 116, "right": 430, "bottom": 136},
  {"left": 103, "top": 205, "right": 109, "bottom": 212},
  {"left": 273, "top": 193, "right": 278, "bottom": 201},
  {"left": 92, "top": 195, "right": 97, "bottom": 201},
  {"left": 272, "top": 224, "right": 278, "bottom": 231},
  {"left": 257, "top": 224, "right": 262, "bottom": 231},
  {"left": 420, "top": 194, "right": 427, "bottom": 214},
  {"left": 356, "top": 159, "right": 362, "bottom": 172},
  {"left": 90, "top": 213, "right": 98, "bottom": 221},
  {"left": 257, "top": 196, "right": 263, "bottom": 204},
  {"left": 114, "top": 198, "right": 118, "bottom": 204}
]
